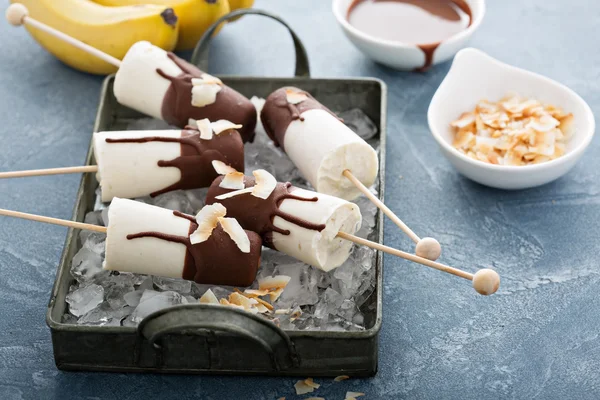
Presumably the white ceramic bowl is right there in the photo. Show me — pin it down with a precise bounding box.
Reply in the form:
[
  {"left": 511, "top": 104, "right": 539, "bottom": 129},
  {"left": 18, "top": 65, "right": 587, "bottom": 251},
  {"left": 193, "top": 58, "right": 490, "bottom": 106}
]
[
  {"left": 428, "top": 48, "right": 595, "bottom": 190},
  {"left": 332, "top": 0, "right": 486, "bottom": 70}
]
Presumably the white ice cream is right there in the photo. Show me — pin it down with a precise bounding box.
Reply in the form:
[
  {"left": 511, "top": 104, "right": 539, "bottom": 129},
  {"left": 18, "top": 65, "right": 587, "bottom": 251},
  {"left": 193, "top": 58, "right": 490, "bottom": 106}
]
[
  {"left": 284, "top": 109, "right": 379, "bottom": 201},
  {"left": 270, "top": 188, "right": 362, "bottom": 271},
  {"left": 114, "top": 41, "right": 182, "bottom": 120},
  {"left": 94, "top": 130, "right": 183, "bottom": 202},
  {"left": 104, "top": 198, "right": 191, "bottom": 277}
]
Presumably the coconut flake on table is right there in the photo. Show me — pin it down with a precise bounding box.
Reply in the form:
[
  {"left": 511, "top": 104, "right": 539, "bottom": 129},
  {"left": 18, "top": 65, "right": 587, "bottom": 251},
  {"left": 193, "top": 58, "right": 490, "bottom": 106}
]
[{"left": 64, "top": 106, "right": 380, "bottom": 331}]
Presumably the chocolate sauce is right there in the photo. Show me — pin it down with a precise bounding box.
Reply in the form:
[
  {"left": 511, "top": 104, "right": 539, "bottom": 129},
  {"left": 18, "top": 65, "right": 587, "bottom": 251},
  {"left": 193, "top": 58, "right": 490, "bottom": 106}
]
[
  {"left": 105, "top": 127, "right": 244, "bottom": 197},
  {"left": 206, "top": 176, "right": 326, "bottom": 248},
  {"left": 126, "top": 210, "right": 261, "bottom": 287},
  {"left": 347, "top": 0, "right": 471, "bottom": 71},
  {"left": 156, "top": 53, "right": 257, "bottom": 142},
  {"left": 260, "top": 87, "right": 339, "bottom": 151}
]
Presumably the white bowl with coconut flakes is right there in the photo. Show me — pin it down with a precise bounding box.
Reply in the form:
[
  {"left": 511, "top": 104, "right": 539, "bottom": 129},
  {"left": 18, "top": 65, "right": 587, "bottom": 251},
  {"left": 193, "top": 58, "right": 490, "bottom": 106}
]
[{"left": 428, "top": 48, "right": 596, "bottom": 190}]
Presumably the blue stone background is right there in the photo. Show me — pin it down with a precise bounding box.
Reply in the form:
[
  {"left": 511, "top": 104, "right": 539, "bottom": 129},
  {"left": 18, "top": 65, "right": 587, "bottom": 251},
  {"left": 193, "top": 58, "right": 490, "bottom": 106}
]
[{"left": 0, "top": 0, "right": 598, "bottom": 398}]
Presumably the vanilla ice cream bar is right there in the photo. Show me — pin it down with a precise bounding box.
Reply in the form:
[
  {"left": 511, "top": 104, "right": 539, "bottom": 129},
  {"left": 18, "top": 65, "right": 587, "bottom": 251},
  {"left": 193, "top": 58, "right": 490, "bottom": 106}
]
[
  {"left": 104, "top": 198, "right": 261, "bottom": 287},
  {"left": 114, "top": 41, "right": 257, "bottom": 142},
  {"left": 205, "top": 172, "right": 362, "bottom": 271},
  {"left": 94, "top": 122, "right": 244, "bottom": 202},
  {"left": 260, "top": 87, "right": 379, "bottom": 200}
]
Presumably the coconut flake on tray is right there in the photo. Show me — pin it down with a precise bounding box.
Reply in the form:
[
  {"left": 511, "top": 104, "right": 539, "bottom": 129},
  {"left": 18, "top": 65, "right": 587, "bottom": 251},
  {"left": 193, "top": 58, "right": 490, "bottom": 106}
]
[{"left": 63, "top": 103, "right": 380, "bottom": 332}]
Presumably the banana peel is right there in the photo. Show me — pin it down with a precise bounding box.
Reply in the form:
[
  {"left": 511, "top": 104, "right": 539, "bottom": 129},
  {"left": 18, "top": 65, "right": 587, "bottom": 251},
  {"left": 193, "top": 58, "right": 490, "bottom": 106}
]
[
  {"left": 10, "top": 0, "right": 179, "bottom": 75},
  {"left": 92, "top": 0, "right": 232, "bottom": 51}
]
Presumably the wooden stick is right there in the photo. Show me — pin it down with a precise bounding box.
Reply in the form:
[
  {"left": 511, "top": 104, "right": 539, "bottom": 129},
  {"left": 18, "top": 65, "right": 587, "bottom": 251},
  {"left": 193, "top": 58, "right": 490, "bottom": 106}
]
[
  {"left": 6, "top": 4, "right": 121, "bottom": 68},
  {"left": 343, "top": 169, "right": 420, "bottom": 243},
  {"left": 337, "top": 231, "right": 472, "bottom": 280},
  {"left": 0, "top": 165, "right": 98, "bottom": 179},
  {"left": 0, "top": 208, "right": 107, "bottom": 233}
]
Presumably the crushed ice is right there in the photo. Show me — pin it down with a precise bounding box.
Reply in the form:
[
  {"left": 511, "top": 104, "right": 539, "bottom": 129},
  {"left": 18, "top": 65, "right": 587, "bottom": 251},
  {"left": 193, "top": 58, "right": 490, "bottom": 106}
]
[{"left": 64, "top": 107, "right": 380, "bottom": 331}]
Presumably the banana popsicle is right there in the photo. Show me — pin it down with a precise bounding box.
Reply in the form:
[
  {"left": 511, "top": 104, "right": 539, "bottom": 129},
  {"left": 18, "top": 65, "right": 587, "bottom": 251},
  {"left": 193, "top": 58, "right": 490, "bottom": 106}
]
[
  {"left": 205, "top": 170, "right": 362, "bottom": 271},
  {"left": 260, "top": 87, "right": 379, "bottom": 201},
  {"left": 94, "top": 120, "right": 244, "bottom": 202},
  {"left": 105, "top": 199, "right": 262, "bottom": 287},
  {"left": 114, "top": 41, "right": 257, "bottom": 142}
]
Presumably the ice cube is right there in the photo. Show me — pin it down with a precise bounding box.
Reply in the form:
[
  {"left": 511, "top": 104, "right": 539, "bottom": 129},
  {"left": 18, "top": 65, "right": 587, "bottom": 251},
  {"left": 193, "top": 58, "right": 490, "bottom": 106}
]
[
  {"left": 153, "top": 276, "right": 192, "bottom": 294},
  {"left": 104, "top": 279, "right": 135, "bottom": 310},
  {"left": 70, "top": 247, "right": 106, "bottom": 283},
  {"left": 185, "top": 188, "right": 209, "bottom": 213},
  {"left": 153, "top": 190, "right": 194, "bottom": 215},
  {"left": 124, "top": 289, "right": 144, "bottom": 308},
  {"left": 353, "top": 190, "right": 379, "bottom": 239},
  {"left": 274, "top": 263, "right": 319, "bottom": 307},
  {"left": 338, "top": 108, "right": 378, "bottom": 140},
  {"left": 101, "top": 208, "right": 110, "bottom": 226},
  {"left": 77, "top": 302, "right": 133, "bottom": 326},
  {"left": 83, "top": 231, "right": 106, "bottom": 256},
  {"left": 66, "top": 284, "right": 104, "bottom": 317},
  {"left": 129, "top": 290, "right": 188, "bottom": 323}
]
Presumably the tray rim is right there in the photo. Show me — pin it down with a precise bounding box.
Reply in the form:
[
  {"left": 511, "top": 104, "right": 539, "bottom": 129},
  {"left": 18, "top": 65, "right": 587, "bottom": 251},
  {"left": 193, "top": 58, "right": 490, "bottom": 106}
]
[{"left": 46, "top": 73, "right": 387, "bottom": 341}]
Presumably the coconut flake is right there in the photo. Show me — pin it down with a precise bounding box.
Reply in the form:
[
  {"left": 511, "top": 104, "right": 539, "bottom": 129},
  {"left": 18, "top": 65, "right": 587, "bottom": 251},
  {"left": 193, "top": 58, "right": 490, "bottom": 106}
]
[
  {"left": 214, "top": 187, "right": 254, "bottom": 200},
  {"left": 345, "top": 392, "right": 365, "bottom": 399},
  {"left": 217, "top": 217, "right": 250, "bottom": 253},
  {"left": 199, "top": 289, "right": 219, "bottom": 304},
  {"left": 286, "top": 89, "right": 308, "bottom": 104},
  {"left": 229, "top": 292, "right": 258, "bottom": 308},
  {"left": 212, "top": 160, "right": 238, "bottom": 175},
  {"left": 196, "top": 118, "right": 212, "bottom": 140},
  {"left": 191, "top": 84, "right": 222, "bottom": 107},
  {"left": 304, "top": 378, "right": 320, "bottom": 389},
  {"left": 220, "top": 172, "right": 245, "bottom": 190},
  {"left": 269, "top": 287, "right": 285, "bottom": 302},
  {"left": 252, "top": 169, "right": 277, "bottom": 199},
  {"left": 244, "top": 289, "right": 270, "bottom": 297},
  {"left": 334, "top": 375, "right": 350, "bottom": 382},
  {"left": 258, "top": 275, "right": 291, "bottom": 290},
  {"left": 211, "top": 120, "right": 242, "bottom": 135},
  {"left": 294, "top": 380, "right": 315, "bottom": 395},
  {"left": 190, "top": 203, "right": 227, "bottom": 244},
  {"left": 187, "top": 119, "right": 198, "bottom": 128}
]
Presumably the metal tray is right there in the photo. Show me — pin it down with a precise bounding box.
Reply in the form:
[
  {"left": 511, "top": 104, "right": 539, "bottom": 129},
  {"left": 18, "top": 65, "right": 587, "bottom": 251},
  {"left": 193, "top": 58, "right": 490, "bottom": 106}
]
[{"left": 45, "top": 9, "right": 387, "bottom": 377}]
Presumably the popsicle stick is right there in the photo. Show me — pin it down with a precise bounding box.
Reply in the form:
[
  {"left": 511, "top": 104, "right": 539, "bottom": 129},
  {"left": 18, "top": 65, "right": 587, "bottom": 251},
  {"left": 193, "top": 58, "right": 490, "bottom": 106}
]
[
  {"left": 0, "top": 208, "right": 107, "bottom": 233},
  {"left": 343, "top": 169, "right": 442, "bottom": 261},
  {"left": 0, "top": 165, "right": 98, "bottom": 179},
  {"left": 336, "top": 231, "right": 500, "bottom": 295},
  {"left": 6, "top": 4, "right": 121, "bottom": 68}
]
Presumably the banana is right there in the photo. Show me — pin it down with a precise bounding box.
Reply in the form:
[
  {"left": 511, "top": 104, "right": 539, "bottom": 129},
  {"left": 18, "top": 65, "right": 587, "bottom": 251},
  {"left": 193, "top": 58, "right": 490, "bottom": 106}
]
[
  {"left": 92, "top": 0, "right": 231, "bottom": 51},
  {"left": 10, "top": 0, "right": 179, "bottom": 75},
  {"left": 227, "top": 0, "right": 254, "bottom": 12}
]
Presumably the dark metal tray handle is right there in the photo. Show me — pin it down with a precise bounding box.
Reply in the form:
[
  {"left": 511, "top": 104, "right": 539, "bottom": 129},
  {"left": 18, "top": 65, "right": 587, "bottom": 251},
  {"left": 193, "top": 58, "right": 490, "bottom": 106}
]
[
  {"left": 138, "top": 304, "right": 299, "bottom": 370},
  {"left": 190, "top": 8, "right": 310, "bottom": 77}
]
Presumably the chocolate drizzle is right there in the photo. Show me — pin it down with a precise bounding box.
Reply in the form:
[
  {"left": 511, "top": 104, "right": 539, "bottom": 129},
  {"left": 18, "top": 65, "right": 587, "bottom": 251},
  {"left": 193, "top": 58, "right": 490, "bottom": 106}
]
[
  {"left": 126, "top": 210, "right": 261, "bottom": 287},
  {"left": 156, "top": 52, "right": 257, "bottom": 142},
  {"left": 347, "top": 0, "right": 472, "bottom": 71},
  {"left": 206, "top": 176, "right": 326, "bottom": 249},
  {"left": 260, "top": 87, "right": 340, "bottom": 151},
  {"left": 105, "top": 127, "right": 244, "bottom": 197}
]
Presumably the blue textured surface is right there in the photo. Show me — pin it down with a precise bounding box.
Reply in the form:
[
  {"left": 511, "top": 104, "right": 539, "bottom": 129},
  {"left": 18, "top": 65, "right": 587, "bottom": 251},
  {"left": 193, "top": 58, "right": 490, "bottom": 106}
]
[{"left": 0, "top": 0, "right": 599, "bottom": 399}]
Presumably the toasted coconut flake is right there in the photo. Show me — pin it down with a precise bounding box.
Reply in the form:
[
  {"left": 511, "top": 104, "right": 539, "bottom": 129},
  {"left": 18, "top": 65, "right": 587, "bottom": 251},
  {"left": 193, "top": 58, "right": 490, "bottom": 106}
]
[
  {"left": 250, "top": 169, "right": 277, "bottom": 199},
  {"left": 451, "top": 94, "right": 571, "bottom": 166},
  {"left": 229, "top": 292, "right": 258, "bottom": 309},
  {"left": 277, "top": 398, "right": 286, "bottom": 400},
  {"left": 244, "top": 289, "right": 270, "bottom": 297},
  {"left": 304, "top": 378, "right": 321, "bottom": 389},
  {"left": 191, "top": 82, "right": 222, "bottom": 107},
  {"left": 290, "top": 307, "right": 303, "bottom": 322},
  {"left": 269, "top": 287, "right": 285, "bottom": 302},
  {"left": 196, "top": 118, "right": 213, "bottom": 140},
  {"left": 286, "top": 89, "right": 308, "bottom": 104},
  {"left": 254, "top": 297, "right": 274, "bottom": 310},
  {"left": 214, "top": 187, "right": 254, "bottom": 200},
  {"left": 199, "top": 289, "right": 219, "bottom": 304},
  {"left": 255, "top": 304, "right": 270, "bottom": 313},
  {"left": 275, "top": 308, "right": 291, "bottom": 315},
  {"left": 218, "top": 217, "right": 250, "bottom": 253},
  {"left": 190, "top": 203, "right": 227, "bottom": 244},
  {"left": 334, "top": 375, "right": 350, "bottom": 382},
  {"left": 212, "top": 160, "right": 238, "bottom": 175},
  {"left": 220, "top": 171, "right": 245, "bottom": 190},
  {"left": 294, "top": 380, "right": 315, "bottom": 395},
  {"left": 345, "top": 392, "right": 365, "bottom": 399},
  {"left": 201, "top": 73, "right": 223, "bottom": 85},
  {"left": 258, "top": 275, "right": 291, "bottom": 290},
  {"left": 211, "top": 119, "right": 243, "bottom": 135}
]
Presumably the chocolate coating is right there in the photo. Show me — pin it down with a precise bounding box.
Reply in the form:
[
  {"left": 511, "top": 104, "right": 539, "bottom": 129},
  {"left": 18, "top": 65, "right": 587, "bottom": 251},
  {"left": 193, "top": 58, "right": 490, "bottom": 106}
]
[
  {"left": 260, "top": 87, "right": 337, "bottom": 151},
  {"left": 206, "top": 176, "right": 325, "bottom": 248},
  {"left": 157, "top": 53, "right": 257, "bottom": 143},
  {"left": 126, "top": 211, "right": 261, "bottom": 287},
  {"left": 105, "top": 127, "right": 244, "bottom": 197}
]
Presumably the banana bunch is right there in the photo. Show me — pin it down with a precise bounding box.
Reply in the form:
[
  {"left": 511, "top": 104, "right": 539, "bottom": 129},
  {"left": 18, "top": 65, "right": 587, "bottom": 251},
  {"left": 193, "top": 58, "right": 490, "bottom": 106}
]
[{"left": 10, "top": 0, "right": 254, "bottom": 75}]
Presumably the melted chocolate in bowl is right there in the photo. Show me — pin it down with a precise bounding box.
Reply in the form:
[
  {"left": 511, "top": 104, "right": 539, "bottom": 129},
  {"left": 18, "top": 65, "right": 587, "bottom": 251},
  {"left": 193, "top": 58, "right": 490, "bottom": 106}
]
[{"left": 347, "top": 0, "right": 472, "bottom": 70}]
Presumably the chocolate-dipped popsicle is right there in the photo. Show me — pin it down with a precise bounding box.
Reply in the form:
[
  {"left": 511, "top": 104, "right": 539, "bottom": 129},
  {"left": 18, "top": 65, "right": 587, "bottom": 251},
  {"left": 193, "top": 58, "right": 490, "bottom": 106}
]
[
  {"left": 205, "top": 170, "right": 362, "bottom": 271},
  {"left": 261, "top": 87, "right": 379, "bottom": 200},
  {"left": 114, "top": 41, "right": 257, "bottom": 142},
  {"left": 94, "top": 120, "right": 244, "bottom": 202},
  {"left": 105, "top": 199, "right": 261, "bottom": 287}
]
